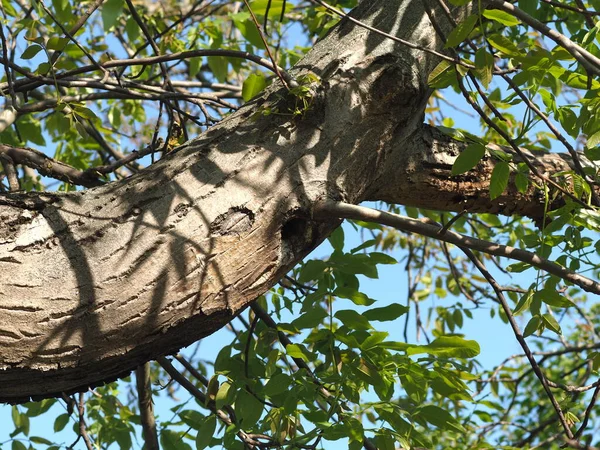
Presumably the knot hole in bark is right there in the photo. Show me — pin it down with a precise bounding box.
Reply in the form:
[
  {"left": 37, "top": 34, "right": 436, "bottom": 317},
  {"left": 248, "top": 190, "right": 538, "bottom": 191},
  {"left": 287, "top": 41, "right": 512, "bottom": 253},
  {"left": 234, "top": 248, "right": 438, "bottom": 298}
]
[
  {"left": 280, "top": 215, "right": 313, "bottom": 263},
  {"left": 210, "top": 207, "right": 254, "bottom": 236}
]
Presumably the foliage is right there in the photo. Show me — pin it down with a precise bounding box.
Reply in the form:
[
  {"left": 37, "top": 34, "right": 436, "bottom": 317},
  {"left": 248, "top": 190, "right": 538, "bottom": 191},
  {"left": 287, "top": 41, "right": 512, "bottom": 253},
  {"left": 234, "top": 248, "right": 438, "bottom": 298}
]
[{"left": 1, "top": 0, "right": 600, "bottom": 449}]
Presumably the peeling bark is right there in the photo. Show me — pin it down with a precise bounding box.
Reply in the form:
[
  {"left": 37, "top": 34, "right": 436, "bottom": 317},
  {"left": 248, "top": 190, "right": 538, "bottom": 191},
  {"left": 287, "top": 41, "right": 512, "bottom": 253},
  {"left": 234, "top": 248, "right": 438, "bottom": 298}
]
[{"left": 0, "top": 0, "right": 581, "bottom": 401}]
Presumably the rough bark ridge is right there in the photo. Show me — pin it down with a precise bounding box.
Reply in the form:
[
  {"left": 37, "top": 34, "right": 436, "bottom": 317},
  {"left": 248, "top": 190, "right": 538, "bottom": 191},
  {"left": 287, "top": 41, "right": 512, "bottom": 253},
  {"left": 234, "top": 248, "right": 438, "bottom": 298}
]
[{"left": 0, "top": 0, "right": 572, "bottom": 401}]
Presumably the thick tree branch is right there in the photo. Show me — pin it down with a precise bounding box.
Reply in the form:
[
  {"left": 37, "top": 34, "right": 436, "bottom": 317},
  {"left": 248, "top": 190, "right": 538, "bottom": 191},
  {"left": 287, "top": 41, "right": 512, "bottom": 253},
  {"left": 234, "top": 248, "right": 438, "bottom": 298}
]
[{"left": 0, "top": 0, "right": 594, "bottom": 404}]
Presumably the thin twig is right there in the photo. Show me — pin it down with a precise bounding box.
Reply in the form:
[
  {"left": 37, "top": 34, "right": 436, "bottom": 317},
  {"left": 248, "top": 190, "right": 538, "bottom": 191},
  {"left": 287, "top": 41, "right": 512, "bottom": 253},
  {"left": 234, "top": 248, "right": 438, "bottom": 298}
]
[
  {"left": 312, "top": 201, "right": 600, "bottom": 295},
  {"left": 77, "top": 393, "right": 94, "bottom": 450},
  {"left": 135, "top": 363, "right": 159, "bottom": 450}
]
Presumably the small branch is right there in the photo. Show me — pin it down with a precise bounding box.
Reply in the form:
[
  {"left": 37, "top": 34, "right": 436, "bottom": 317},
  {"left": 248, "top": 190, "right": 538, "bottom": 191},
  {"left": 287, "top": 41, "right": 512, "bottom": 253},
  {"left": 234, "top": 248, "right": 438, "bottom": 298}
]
[
  {"left": 455, "top": 75, "right": 590, "bottom": 209},
  {"left": 545, "top": 377, "right": 600, "bottom": 394},
  {"left": 0, "top": 143, "right": 104, "bottom": 187},
  {"left": 135, "top": 363, "right": 159, "bottom": 450},
  {"left": 312, "top": 200, "right": 600, "bottom": 295},
  {"left": 4, "top": 49, "right": 295, "bottom": 96},
  {"left": 85, "top": 139, "right": 163, "bottom": 176},
  {"left": 574, "top": 383, "right": 600, "bottom": 439},
  {"left": 459, "top": 245, "right": 574, "bottom": 440},
  {"left": 39, "top": 0, "right": 105, "bottom": 73},
  {"left": 48, "top": 0, "right": 105, "bottom": 65},
  {"left": 157, "top": 356, "right": 260, "bottom": 449},
  {"left": 0, "top": 153, "right": 20, "bottom": 191},
  {"left": 77, "top": 393, "right": 94, "bottom": 450},
  {"left": 500, "top": 72, "right": 599, "bottom": 204}
]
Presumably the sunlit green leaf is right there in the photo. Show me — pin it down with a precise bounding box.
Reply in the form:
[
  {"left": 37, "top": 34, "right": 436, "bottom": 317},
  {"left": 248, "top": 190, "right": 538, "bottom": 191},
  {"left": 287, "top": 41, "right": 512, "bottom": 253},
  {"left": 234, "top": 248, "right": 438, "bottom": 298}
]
[{"left": 452, "top": 143, "right": 486, "bottom": 175}]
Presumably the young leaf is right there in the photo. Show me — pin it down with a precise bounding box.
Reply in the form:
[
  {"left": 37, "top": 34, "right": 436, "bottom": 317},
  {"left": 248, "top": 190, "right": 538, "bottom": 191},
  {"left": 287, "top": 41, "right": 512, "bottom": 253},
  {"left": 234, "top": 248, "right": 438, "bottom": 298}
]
[
  {"left": 542, "top": 313, "right": 562, "bottom": 335},
  {"left": 406, "top": 336, "right": 480, "bottom": 358},
  {"left": 451, "top": 143, "right": 485, "bottom": 175},
  {"left": 102, "top": 0, "right": 123, "bottom": 32},
  {"left": 328, "top": 226, "right": 345, "bottom": 252},
  {"left": 242, "top": 73, "right": 267, "bottom": 102},
  {"left": 482, "top": 9, "right": 520, "bottom": 26},
  {"left": 445, "top": 15, "right": 478, "bottom": 48},
  {"left": 489, "top": 161, "right": 510, "bottom": 200},
  {"left": 21, "top": 44, "right": 43, "bottom": 60},
  {"left": 235, "top": 389, "right": 263, "bottom": 427},
  {"left": 195, "top": 415, "right": 217, "bottom": 450},
  {"left": 334, "top": 309, "right": 373, "bottom": 331},
  {"left": 523, "top": 315, "right": 541, "bottom": 337},
  {"left": 487, "top": 34, "right": 521, "bottom": 56},
  {"left": 363, "top": 303, "right": 408, "bottom": 321}
]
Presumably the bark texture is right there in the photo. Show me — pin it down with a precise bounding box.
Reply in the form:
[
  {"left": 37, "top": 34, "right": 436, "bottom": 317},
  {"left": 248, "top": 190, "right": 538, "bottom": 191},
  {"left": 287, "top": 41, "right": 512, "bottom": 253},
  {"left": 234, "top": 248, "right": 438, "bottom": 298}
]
[{"left": 0, "top": 0, "right": 579, "bottom": 401}]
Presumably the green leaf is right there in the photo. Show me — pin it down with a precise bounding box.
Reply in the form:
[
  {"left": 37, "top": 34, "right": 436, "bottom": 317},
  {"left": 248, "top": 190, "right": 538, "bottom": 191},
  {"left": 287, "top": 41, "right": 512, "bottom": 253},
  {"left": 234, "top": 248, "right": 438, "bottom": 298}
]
[
  {"left": 334, "top": 309, "right": 372, "bottom": 331},
  {"left": 235, "top": 389, "right": 263, "bottom": 427},
  {"left": 343, "top": 416, "right": 364, "bottom": 444},
  {"left": 519, "top": 0, "right": 537, "bottom": 16},
  {"left": 54, "top": 413, "right": 70, "bottom": 432},
  {"left": 513, "top": 290, "right": 533, "bottom": 315},
  {"left": 179, "top": 410, "right": 206, "bottom": 430},
  {"left": 291, "top": 308, "right": 327, "bottom": 329},
  {"left": 102, "top": 0, "right": 123, "bottom": 32},
  {"left": 208, "top": 56, "right": 229, "bottom": 83},
  {"left": 242, "top": 73, "right": 267, "bottom": 102},
  {"left": 417, "top": 405, "right": 466, "bottom": 433},
  {"left": 542, "top": 313, "right": 562, "bottom": 335},
  {"left": 445, "top": 15, "right": 478, "bottom": 48},
  {"left": 452, "top": 143, "right": 486, "bottom": 175},
  {"left": 333, "top": 286, "right": 375, "bottom": 306},
  {"left": 249, "top": 0, "right": 285, "bottom": 17},
  {"left": 23, "top": 398, "right": 55, "bottom": 417},
  {"left": 161, "top": 429, "right": 192, "bottom": 450},
  {"left": 286, "top": 343, "right": 313, "bottom": 362},
  {"left": 12, "top": 441, "right": 27, "bottom": 450},
  {"left": 195, "top": 415, "right": 216, "bottom": 450},
  {"left": 299, "top": 259, "right": 327, "bottom": 282},
  {"left": 489, "top": 161, "right": 509, "bottom": 200},
  {"left": 482, "top": 9, "right": 520, "bottom": 26},
  {"left": 215, "top": 382, "right": 235, "bottom": 410},
  {"left": 428, "top": 60, "right": 455, "bottom": 88},
  {"left": 474, "top": 48, "right": 494, "bottom": 88},
  {"left": 30, "top": 436, "right": 53, "bottom": 445},
  {"left": 21, "top": 44, "right": 44, "bottom": 60},
  {"left": 328, "top": 226, "right": 345, "bottom": 252},
  {"left": 73, "top": 106, "right": 98, "bottom": 121},
  {"left": 232, "top": 13, "right": 264, "bottom": 48},
  {"left": 534, "top": 289, "right": 574, "bottom": 308},
  {"left": 406, "top": 336, "right": 480, "bottom": 358},
  {"left": 363, "top": 303, "right": 408, "bottom": 321},
  {"left": 515, "top": 171, "right": 529, "bottom": 193},
  {"left": 523, "top": 315, "right": 541, "bottom": 337},
  {"left": 374, "top": 432, "right": 396, "bottom": 450},
  {"left": 46, "top": 37, "right": 69, "bottom": 51},
  {"left": 360, "top": 331, "right": 389, "bottom": 350},
  {"left": 368, "top": 252, "right": 396, "bottom": 264},
  {"left": 487, "top": 34, "right": 521, "bottom": 56},
  {"left": 587, "top": 130, "right": 600, "bottom": 148},
  {"left": 264, "top": 373, "right": 292, "bottom": 396}
]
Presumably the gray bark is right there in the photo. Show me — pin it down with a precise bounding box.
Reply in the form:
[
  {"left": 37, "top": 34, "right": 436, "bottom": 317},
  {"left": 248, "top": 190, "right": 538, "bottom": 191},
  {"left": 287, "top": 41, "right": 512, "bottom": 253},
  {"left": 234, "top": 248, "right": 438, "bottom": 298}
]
[{"left": 0, "top": 0, "right": 574, "bottom": 401}]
